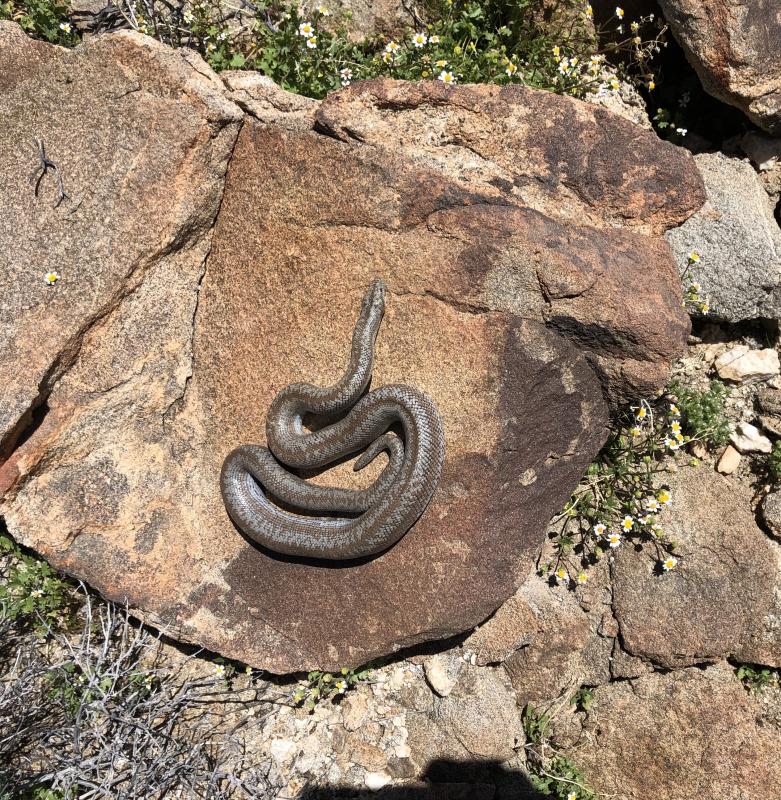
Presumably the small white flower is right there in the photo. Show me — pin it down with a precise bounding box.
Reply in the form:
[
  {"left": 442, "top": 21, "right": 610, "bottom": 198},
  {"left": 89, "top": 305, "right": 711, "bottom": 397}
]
[
  {"left": 214, "top": 664, "right": 226, "bottom": 678},
  {"left": 335, "top": 678, "right": 347, "bottom": 692},
  {"left": 676, "top": 127, "right": 688, "bottom": 136},
  {"left": 644, "top": 497, "right": 661, "bottom": 512},
  {"left": 505, "top": 62, "right": 518, "bottom": 77},
  {"left": 385, "top": 40, "right": 400, "bottom": 54},
  {"left": 44, "top": 271, "right": 60, "bottom": 285},
  {"left": 664, "top": 437, "right": 680, "bottom": 451},
  {"left": 306, "top": 36, "right": 317, "bottom": 49},
  {"left": 657, "top": 488, "right": 672, "bottom": 506},
  {"left": 567, "top": 792, "right": 579, "bottom": 800},
  {"left": 615, "top": 6, "right": 624, "bottom": 18},
  {"left": 555, "top": 566, "right": 569, "bottom": 583},
  {"left": 317, "top": 5, "right": 330, "bottom": 15},
  {"left": 593, "top": 522, "right": 607, "bottom": 537},
  {"left": 298, "top": 21, "right": 314, "bottom": 36},
  {"left": 412, "top": 32, "right": 428, "bottom": 47},
  {"left": 607, "top": 532, "right": 622, "bottom": 548},
  {"left": 661, "top": 556, "right": 678, "bottom": 571},
  {"left": 429, "top": 34, "right": 440, "bottom": 44},
  {"left": 59, "top": 22, "right": 72, "bottom": 33},
  {"left": 339, "top": 67, "right": 353, "bottom": 86},
  {"left": 670, "top": 403, "right": 681, "bottom": 417},
  {"left": 31, "top": 588, "right": 44, "bottom": 598},
  {"left": 621, "top": 515, "right": 634, "bottom": 532},
  {"left": 576, "top": 572, "right": 588, "bottom": 585},
  {"left": 438, "top": 70, "right": 455, "bottom": 84}
]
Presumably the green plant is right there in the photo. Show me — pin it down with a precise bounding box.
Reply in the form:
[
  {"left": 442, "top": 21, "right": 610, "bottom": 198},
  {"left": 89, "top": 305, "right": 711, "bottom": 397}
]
[
  {"left": 736, "top": 663, "right": 779, "bottom": 693},
  {"left": 0, "top": 532, "right": 77, "bottom": 634},
  {"left": 0, "top": 0, "right": 78, "bottom": 45},
  {"left": 523, "top": 703, "right": 596, "bottom": 799},
  {"left": 123, "top": 0, "right": 668, "bottom": 100},
  {"left": 570, "top": 686, "right": 593, "bottom": 713},
  {"left": 667, "top": 378, "right": 731, "bottom": 448},
  {"left": 293, "top": 665, "right": 373, "bottom": 710},
  {"left": 678, "top": 249, "right": 710, "bottom": 315},
  {"left": 543, "top": 396, "right": 685, "bottom": 586},
  {"left": 767, "top": 441, "right": 781, "bottom": 483}
]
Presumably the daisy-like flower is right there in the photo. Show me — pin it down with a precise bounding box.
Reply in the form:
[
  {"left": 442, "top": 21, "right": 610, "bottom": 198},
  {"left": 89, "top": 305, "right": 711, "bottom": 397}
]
[
  {"left": 298, "top": 20, "right": 314, "bottom": 36},
  {"left": 59, "top": 21, "right": 72, "bottom": 33},
  {"left": 505, "top": 62, "right": 518, "bottom": 77},
  {"left": 429, "top": 34, "right": 440, "bottom": 44},
  {"left": 317, "top": 5, "right": 330, "bottom": 15},
  {"left": 593, "top": 522, "right": 607, "bottom": 537},
  {"left": 670, "top": 420, "right": 682, "bottom": 434},
  {"left": 412, "top": 31, "right": 428, "bottom": 47},
  {"left": 206, "top": 41, "right": 216, "bottom": 52},
  {"left": 657, "top": 488, "right": 672, "bottom": 506},
  {"left": 670, "top": 403, "right": 681, "bottom": 417},
  {"left": 44, "top": 271, "right": 60, "bottom": 285},
  {"left": 664, "top": 436, "right": 680, "bottom": 451},
  {"left": 699, "top": 300, "right": 710, "bottom": 314},
  {"left": 645, "top": 496, "right": 661, "bottom": 512},
  {"left": 647, "top": 79, "right": 656, "bottom": 90},
  {"left": 676, "top": 127, "right": 688, "bottom": 136},
  {"left": 661, "top": 556, "right": 678, "bottom": 571},
  {"left": 615, "top": 6, "right": 624, "bottom": 18},
  {"left": 607, "top": 532, "right": 622, "bottom": 548},
  {"left": 637, "top": 513, "right": 650, "bottom": 526},
  {"left": 552, "top": 45, "right": 561, "bottom": 57},
  {"left": 306, "top": 36, "right": 317, "bottom": 48},
  {"left": 584, "top": 3, "right": 592, "bottom": 17},
  {"left": 335, "top": 678, "right": 348, "bottom": 692},
  {"left": 576, "top": 572, "right": 588, "bottom": 585},
  {"left": 610, "top": 77, "right": 621, "bottom": 91},
  {"left": 438, "top": 70, "right": 456, "bottom": 83},
  {"left": 621, "top": 515, "right": 634, "bottom": 532},
  {"left": 555, "top": 566, "right": 569, "bottom": 583},
  {"left": 339, "top": 67, "right": 353, "bottom": 85},
  {"left": 31, "top": 588, "right": 44, "bottom": 598},
  {"left": 688, "top": 250, "right": 701, "bottom": 263},
  {"left": 435, "top": 58, "right": 448, "bottom": 67},
  {"left": 630, "top": 426, "right": 642, "bottom": 437},
  {"left": 631, "top": 20, "right": 639, "bottom": 31},
  {"left": 214, "top": 664, "right": 226, "bottom": 678},
  {"left": 635, "top": 405, "right": 647, "bottom": 421},
  {"left": 567, "top": 792, "right": 579, "bottom": 800},
  {"left": 382, "top": 51, "right": 393, "bottom": 63},
  {"left": 674, "top": 432, "right": 685, "bottom": 444},
  {"left": 385, "top": 40, "right": 400, "bottom": 54}
]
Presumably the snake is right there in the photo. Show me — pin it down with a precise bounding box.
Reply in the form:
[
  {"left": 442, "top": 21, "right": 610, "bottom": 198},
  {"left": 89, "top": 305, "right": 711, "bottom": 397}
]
[{"left": 220, "top": 279, "right": 446, "bottom": 561}]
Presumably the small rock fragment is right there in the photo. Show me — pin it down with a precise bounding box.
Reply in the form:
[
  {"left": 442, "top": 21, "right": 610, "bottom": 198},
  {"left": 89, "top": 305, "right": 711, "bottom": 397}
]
[
  {"left": 761, "top": 492, "right": 781, "bottom": 540},
  {"left": 364, "top": 771, "right": 392, "bottom": 790},
  {"left": 717, "top": 445, "right": 741, "bottom": 474},
  {"left": 731, "top": 421, "right": 772, "bottom": 453},
  {"left": 715, "top": 346, "right": 780, "bottom": 383},
  {"left": 423, "top": 653, "right": 462, "bottom": 698}
]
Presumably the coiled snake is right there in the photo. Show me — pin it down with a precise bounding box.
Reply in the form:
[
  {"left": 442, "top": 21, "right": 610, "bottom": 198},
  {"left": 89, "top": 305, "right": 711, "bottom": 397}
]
[{"left": 220, "top": 279, "right": 445, "bottom": 561}]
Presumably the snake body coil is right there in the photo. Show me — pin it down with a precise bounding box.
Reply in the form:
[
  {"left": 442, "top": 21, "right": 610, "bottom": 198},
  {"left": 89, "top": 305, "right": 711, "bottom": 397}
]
[{"left": 220, "top": 280, "right": 445, "bottom": 561}]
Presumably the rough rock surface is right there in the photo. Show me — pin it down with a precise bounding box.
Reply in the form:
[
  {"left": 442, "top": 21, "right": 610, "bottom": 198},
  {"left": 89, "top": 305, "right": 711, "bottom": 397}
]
[
  {"left": 613, "top": 466, "right": 781, "bottom": 668},
  {"left": 715, "top": 345, "right": 781, "bottom": 383},
  {"left": 0, "top": 33, "right": 700, "bottom": 672},
  {"left": 0, "top": 29, "right": 242, "bottom": 462},
  {"left": 565, "top": 665, "right": 781, "bottom": 800},
  {"left": 0, "top": 20, "right": 61, "bottom": 91},
  {"left": 317, "top": 79, "right": 704, "bottom": 236},
  {"left": 658, "top": 0, "right": 781, "bottom": 134},
  {"left": 666, "top": 153, "right": 781, "bottom": 322}
]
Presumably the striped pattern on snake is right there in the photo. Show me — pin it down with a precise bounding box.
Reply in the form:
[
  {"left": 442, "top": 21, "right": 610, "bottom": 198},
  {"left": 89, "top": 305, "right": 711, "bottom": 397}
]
[{"left": 220, "top": 279, "right": 446, "bottom": 561}]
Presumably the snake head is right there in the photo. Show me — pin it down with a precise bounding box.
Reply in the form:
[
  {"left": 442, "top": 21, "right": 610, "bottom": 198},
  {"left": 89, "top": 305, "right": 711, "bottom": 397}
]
[{"left": 365, "top": 279, "right": 386, "bottom": 314}]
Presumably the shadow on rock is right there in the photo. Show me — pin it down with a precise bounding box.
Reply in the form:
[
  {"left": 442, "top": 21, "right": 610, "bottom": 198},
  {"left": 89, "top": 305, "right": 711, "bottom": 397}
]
[{"left": 297, "top": 758, "right": 546, "bottom": 799}]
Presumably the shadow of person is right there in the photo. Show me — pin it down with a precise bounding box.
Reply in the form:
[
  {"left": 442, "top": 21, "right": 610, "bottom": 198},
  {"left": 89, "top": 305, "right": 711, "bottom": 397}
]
[{"left": 296, "top": 758, "right": 547, "bottom": 799}]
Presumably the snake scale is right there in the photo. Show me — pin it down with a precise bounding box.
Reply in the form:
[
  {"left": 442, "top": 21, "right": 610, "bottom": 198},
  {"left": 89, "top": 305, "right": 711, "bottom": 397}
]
[{"left": 220, "top": 279, "right": 446, "bottom": 561}]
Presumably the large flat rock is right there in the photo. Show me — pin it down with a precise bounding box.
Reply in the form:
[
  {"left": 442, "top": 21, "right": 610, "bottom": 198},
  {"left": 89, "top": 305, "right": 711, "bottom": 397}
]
[{"left": 0, "top": 42, "right": 700, "bottom": 671}]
